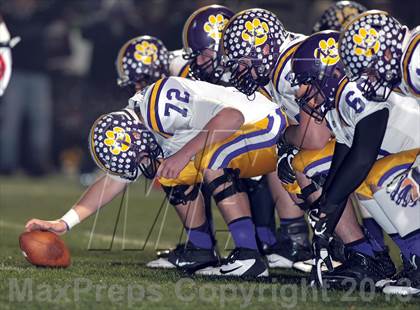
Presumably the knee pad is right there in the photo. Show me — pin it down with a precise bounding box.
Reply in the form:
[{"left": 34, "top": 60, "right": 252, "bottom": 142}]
[
  {"left": 358, "top": 199, "right": 398, "bottom": 235},
  {"left": 161, "top": 184, "right": 200, "bottom": 206},
  {"left": 206, "top": 168, "right": 246, "bottom": 204},
  {"left": 373, "top": 188, "right": 420, "bottom": 237}
]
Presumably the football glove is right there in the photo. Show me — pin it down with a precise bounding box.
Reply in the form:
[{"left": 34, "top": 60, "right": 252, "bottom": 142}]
[{"left": 276, "top": 133, "right": 299, "bottom": 184}]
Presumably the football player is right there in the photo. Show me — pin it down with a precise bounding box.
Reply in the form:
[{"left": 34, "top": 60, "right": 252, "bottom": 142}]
[
  {"left": 339, "top": 10, "right": 420, "bottom": 102},
  {"left": 312, "top": 0, "right": 390, "bottom": 269},
  {"left": 221, "top": 8, "right": 390, "bottom": 277},
  {"left": 312, "top": 1, "right": 367, "bottom": 33},
  {"left": 116, "top": 34, "right": 218, "bottom": 272},
  {"left": 289, "top": 30, "right": 420, "bottom": 293},
  {"left": 25, "top": 75, "right": 287, "bottom": 278},
  {"left": 183, "top": 6, "right": 312, "bottom": 269},
  {"left": 221, "top": 8, "right": 316, "bottom": 271},
  {"left": 0, "top": 15, "right": 19, "bottom": 96}
]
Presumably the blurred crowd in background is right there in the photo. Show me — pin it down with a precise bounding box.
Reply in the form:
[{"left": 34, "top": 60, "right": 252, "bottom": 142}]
[{"left": 0, "top": 0, "right": 418, "bottom": 179}]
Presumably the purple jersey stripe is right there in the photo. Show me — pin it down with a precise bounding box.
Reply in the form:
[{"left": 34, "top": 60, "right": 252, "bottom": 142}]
[
  {"left": 303, "top": 156, "right": 333, "bottom": 175},
  {"left": 153, "top": 78, "right": 172, "bottom": 136},
  {"left": 209, "top": 109, "right": 284, "bottom": 169},
  {"left": 377, "top": 163, "right": 411, "bottom": 187}
]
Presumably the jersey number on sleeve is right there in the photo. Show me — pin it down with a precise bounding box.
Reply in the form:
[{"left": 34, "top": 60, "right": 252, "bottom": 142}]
[{"left": 164, "top": 88, "right": 190, "bottom": 117}]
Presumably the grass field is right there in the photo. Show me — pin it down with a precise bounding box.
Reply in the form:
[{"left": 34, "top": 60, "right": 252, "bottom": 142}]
[{"left": 0, "top": 175, "right": 419, "bottom": 309}]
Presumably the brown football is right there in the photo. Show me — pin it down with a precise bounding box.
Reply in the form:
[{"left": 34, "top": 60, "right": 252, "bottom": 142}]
[{"left": 19, "top": 231, "right": 71, "bottom": 268}]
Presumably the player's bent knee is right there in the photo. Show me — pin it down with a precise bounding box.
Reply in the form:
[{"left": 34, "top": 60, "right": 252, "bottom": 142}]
[
  {"left": 204, "top": 168, "right": 246, "bottom": 204},
  {"left": 161, "top": 184, "right": 200, "bottom": 206}
]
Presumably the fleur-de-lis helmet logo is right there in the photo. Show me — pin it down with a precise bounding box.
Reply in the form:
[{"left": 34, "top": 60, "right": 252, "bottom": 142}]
[
  {"left": 134, "top": 41, "right": 158, "bottom": 65},
  {"left": 104, "top": 127, "right": 131, "bottom": 155},
  {"left": 353, "top": 27, "right": 380, "bottom": 57},
  {"left": 241, "top": 18, "right": 269, "bottom": 47},
  {"left": 203, "top": 14, "right": 228, "bottom": 41},
  {"left": 314, "top": 37, "right": 340, "bottom": 66}
]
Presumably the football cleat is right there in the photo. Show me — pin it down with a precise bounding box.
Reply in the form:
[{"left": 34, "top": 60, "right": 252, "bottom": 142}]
[
  {"left": 373, "top": 247, "right": 397, "bottom": 287},
  {"left": 265, "top": 222, "right": 312, "bottom": 269},
  {"left": 219, "top": 248, "right": 268, "bottom": 277},
  {"left": 146, "top": 248, "right": 175, "bottom": 269},
  {"left": 165, "top": 243, "right": 220, "bottom": 274},
  {"left": 382, "top": 254, "right": 420, "bottom": 296},
  {"left": 293, "top": 236, "right": 344, "bottom": 273},
  {"left": 264, "top": 239, "right": 312, "bottom": 268},
  {"left": 319, "top": 250, "right": 387, "bottom": 287}
]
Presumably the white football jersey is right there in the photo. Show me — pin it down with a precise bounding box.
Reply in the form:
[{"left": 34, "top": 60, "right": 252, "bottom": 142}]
[
  {"left": 399, "top": 26, "right": 420, "bottom": 100},
  {"left": 128, "top": 76, "right": 279, "bottom": 157},
  {"left": 326, "top": 78, "right": 420, "bottom": 155},
  {"left": 168, "top": 49, "right": 190, "bottom": 78},
  {"left": 267, "top": 33, "right": 307, "bottom": 124}
]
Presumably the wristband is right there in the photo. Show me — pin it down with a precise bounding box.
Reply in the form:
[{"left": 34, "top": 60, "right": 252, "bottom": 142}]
[{"left": 60, "top": 209, "right": 80, "bottom": 230}]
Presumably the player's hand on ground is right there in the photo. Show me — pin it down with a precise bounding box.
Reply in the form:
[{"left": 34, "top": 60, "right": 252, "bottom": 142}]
[
  {"left": 157, "top": 152, "right": 190, "bottom": 179},
  {"left": 25, "top": 219, "right": 67, "bottom": 235}
]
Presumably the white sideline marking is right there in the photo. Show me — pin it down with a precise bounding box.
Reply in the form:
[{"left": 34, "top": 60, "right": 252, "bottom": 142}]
[{"left": 0, "top": 220, "right": 172, "bottom": 248}]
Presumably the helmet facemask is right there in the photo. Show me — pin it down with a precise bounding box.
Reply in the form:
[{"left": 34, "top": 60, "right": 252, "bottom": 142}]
[
  {"left": 130, "top": 129, "right": 164, "bottom": 179},
  {"left": 291, "top": 59, "right": 341, "bottom": 122},
  {"left": 349, "top": 51, "right": 401, "bottom": 102},
  {"left": 183, "top": 47, "right": 227, "bottom": 84}
]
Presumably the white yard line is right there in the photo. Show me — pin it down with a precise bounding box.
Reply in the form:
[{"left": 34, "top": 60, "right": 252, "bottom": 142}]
[{"left": 0, "top": 220, "right": 172, "bottom": 249}]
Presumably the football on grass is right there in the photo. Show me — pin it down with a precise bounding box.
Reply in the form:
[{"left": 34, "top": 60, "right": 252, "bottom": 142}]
[{"left": 19, "top": 231, "right": 71, "bottom": 268}]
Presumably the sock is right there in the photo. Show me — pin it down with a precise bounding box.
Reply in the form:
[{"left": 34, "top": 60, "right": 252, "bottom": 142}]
[
  {"left": 278, "top": 216, "right": 307, "bottom": 242},
  {"left": 228, "top": 216, "right": 258, "bottom": 250},
  {"left": 186, "top": 221, "right": 214, "bottom": 250},
  {"left": 391, "top": 234, "right": 411, "bottom": 261},
  {"left": 362, "top": 218, "right": 386, "bottom": 251},
  {"left": 346, "top": 237, "right": 375, "bottom": 257},
  {"left": 405, "top": 232, "right": 420, "bottom": 257},
  {"left": 256, "top": 226, "right": 277, "bottom": 246}
]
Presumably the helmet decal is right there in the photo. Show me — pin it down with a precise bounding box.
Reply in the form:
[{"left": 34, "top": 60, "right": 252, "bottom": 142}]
[
  {"left": 312, "top": 1, "right": 367, "bottom": 33},
  {"left": 290, "top": 31, "right": 344, "bottom": 121},
  {"left": 339, "top": 10, "right": 405, "bottom": 101},
  {"left": 314, "top": 37, "right": 340, "bottom": 66},
  {"left": 90, "top": 110, "right": 163, "bottom": 180},
  {"left": 104, "top": 127, "right": 132, "bottom": 155},
  {"left": 116, "top": 35, "right": 169, "bottom": 87},
  {"left": 134, "top": 41, "right": 158, "bottom": 65},
  {"left": 222, "top": 8, "right": 288, "bottom": 95},
  {"left": 182, "top": 5, "right": 234, "bottom": 83},
  {"left": 337, "top": 5, "right": 362, "bottom": 26},
  {"left": 203, "top": 14, "right": 229, "bottom": 42},
  {"left": 241, "top": 18, "right": 269, "bottom": 47},
  {"left": 352, "top": 27, "right": 380, "bottom": 57}
]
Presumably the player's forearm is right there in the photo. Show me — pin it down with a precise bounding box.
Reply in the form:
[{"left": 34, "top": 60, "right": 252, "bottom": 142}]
[
  {"left": 64, "top": 175, "right": 127, "bottom": 227},
  {"left": 324, "top": 110, "right": 389, "bottom": 204},
  {"left": 182, "top": 108, "right": 245, "bottom": 158}
]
